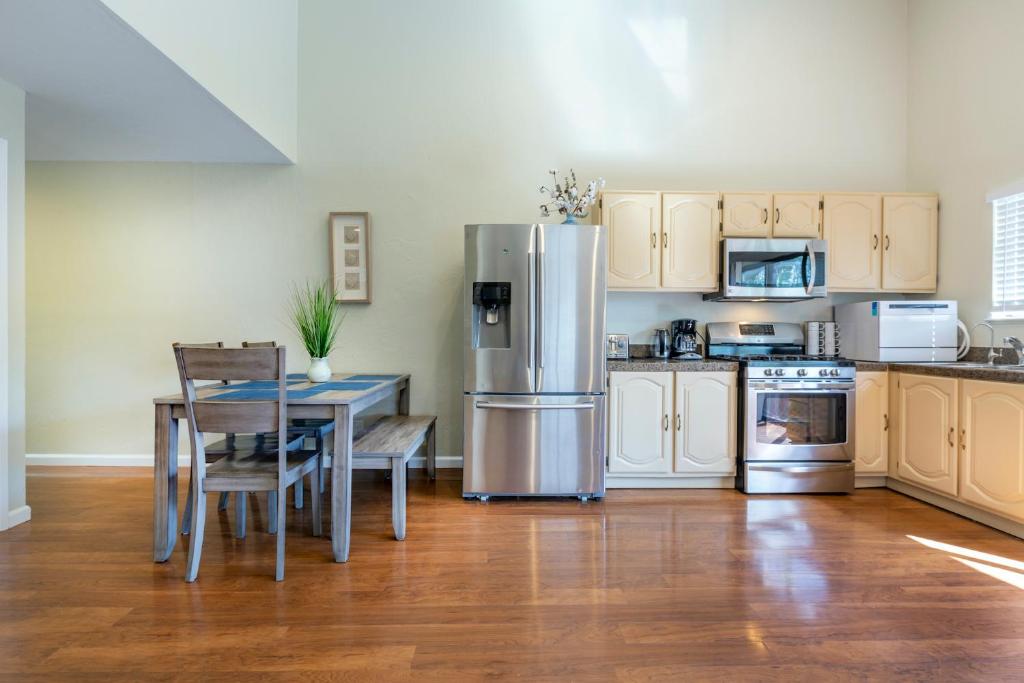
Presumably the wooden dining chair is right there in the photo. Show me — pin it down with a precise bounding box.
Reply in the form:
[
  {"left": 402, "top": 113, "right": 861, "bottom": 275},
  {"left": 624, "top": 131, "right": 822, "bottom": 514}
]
[
  {"left": 243, "top": 341, "right": 334, "bottom": 509},
  {"left": 175, "top": 345, "right": 322, "bottom": 582}
]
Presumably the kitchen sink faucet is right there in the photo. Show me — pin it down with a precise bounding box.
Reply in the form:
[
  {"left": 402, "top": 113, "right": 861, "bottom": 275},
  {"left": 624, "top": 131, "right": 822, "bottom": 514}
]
[
  {"left": 1004, "top": 336, "right": 1024, "bottom": 365},
  {"left": 972, "top": 322, "right": 999, "bottom": 365}
]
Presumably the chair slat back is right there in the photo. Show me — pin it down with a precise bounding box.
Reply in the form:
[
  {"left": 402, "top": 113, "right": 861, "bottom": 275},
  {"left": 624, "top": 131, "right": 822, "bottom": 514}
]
[
  {"left": 192, "top": 401, "right": 279, "bottom": 434},
  {"left": 242, "top": 340, "right": 277, "bottom": 348},
  {"left": 178, "top": 346, "right": 280, "bottom": 382}
]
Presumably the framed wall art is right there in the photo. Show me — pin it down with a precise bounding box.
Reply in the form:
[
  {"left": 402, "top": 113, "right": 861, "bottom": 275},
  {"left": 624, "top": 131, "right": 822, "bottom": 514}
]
[{"left": 329, "top": 211, "right": 371, "bottom": 303}]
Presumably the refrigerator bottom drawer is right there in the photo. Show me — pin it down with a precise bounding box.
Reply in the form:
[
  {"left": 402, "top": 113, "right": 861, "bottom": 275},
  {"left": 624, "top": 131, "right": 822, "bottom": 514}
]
[
  {"left": 463, "top": 394, "right": 606, "bottom": 497},
  {"left": 741, "top": 461, "right": 854, "bottom": 494}
]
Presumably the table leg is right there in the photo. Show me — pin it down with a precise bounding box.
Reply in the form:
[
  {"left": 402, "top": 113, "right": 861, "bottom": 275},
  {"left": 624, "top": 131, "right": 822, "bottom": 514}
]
[
  {"left": 331, "top": 404, "right": 354, "bottom": 562},
  {"left": 153, "top": 405, "right": 179, "bottom": 562}
]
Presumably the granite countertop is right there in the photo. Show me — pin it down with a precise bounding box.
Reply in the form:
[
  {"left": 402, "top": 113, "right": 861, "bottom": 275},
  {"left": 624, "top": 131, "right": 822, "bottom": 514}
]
[
  {"left": 884, "top": 362, "right": 1024, "bottom": 384},
  {"left": 607, "top": 357, "right": 740, "bottom": 372}
]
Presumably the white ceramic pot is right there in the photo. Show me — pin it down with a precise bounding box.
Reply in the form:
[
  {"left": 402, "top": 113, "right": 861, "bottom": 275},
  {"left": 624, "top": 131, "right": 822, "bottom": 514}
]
[{"left": 307, "top": 357, "right": 331, "bottom": 383}]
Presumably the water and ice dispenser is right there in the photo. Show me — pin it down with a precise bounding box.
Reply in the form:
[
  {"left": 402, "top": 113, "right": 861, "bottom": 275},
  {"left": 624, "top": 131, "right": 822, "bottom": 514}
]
[{"left": 471, "top": 281, "right": 511, "bottom": 349}]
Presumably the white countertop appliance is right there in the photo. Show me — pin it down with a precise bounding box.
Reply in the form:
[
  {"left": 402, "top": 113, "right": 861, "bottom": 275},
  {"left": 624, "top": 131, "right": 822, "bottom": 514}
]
[{"left": 835, "top": 300, "right": 958, "bottom": 362}]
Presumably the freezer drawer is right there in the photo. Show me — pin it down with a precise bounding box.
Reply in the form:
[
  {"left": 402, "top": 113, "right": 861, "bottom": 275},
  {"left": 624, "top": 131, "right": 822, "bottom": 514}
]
[
  {"left": 741, "top": 461, "right": 854, "bottom": 494},
  {"left": 463, "top": 394, "right": 606, "bottom": 497}
]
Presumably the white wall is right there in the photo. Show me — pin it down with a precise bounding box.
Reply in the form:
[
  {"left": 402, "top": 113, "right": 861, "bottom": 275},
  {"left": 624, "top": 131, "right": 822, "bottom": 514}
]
[
  {"left": 907, "top": 0, "right": 1024, "bottom": 340},
  {"left": 27, "top": 0, "right": 909, "bottom": 462},
  {"left": 0, "top": 75, "right": 26, "bottom": 527},
  {"left": 100, "top": 0, "right": 298, "bottom": 162}
]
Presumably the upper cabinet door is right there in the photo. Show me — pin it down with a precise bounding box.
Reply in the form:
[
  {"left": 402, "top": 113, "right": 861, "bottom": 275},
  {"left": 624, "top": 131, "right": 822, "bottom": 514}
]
[
  {"left": 661, "top": 192, "right": 720, "bottom": 291},
  {"left": 721, "top": 193, "right": 771, "bottom": 237},
  {"left": 673, "top": 372, "right": 736, "bottom": 475},
  {"left": 895, "top": 373, "right": 958, "bottom": 496},
  {"left": 772, "top": 192, "right": 821, "bottom": 238},
  {"left": 608, "top": 372, "right": 673, "bottom": 474},
  {"left": 822, "top": 193, "right": 882, "bottom": 291},
  {"left": 960, "top": 380, "right": 1024, "bottom": 522},
  {"left": 855, "top": 372, "right": 889, "bottom": 474},
  {"left": 882, "top": 194, "right": 938, "bottom": 292},
  {"left": 601, "top": 192, "right": 661, "bottom": 289}
]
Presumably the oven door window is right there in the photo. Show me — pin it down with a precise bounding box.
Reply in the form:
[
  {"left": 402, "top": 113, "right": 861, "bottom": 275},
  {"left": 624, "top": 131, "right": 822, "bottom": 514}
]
[
  {"left": 727, "top": 250, "right": 825, "bottom": 290},
  {"left": 755, "top": 392, "right": 847, "bottom": 445}
]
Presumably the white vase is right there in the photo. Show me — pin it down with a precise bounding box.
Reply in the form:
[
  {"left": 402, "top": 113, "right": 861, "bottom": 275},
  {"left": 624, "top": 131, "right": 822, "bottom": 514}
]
[{"left": 307, "top": 357, "right": 331, "bottom": 383}]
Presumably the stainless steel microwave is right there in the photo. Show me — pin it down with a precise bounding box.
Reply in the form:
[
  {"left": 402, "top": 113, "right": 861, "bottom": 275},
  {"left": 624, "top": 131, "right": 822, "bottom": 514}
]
[{"left": 704, "top": 238, "right": 827, "bottom": 302}]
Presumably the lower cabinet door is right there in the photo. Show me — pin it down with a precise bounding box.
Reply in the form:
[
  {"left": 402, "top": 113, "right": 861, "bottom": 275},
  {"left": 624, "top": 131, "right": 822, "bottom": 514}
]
[
  {"left": 894, "top": 374, "right": 958, "bottom": 496},
  {"left": 959, "top": 380, "right": 1024, "bottom": 522},
  {"left": 855, "top": 372, "right": 889, "bottom": 474},
  {"left": 608, "top": 372, "right": 672, "bottom": 473},
  {"left": 673, "top": 372, "right": 737, "bottom": 474}
]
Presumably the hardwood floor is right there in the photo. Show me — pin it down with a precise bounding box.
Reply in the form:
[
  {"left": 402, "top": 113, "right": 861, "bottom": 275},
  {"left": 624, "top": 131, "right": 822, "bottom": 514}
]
[{"left": 3, "top": 468, "right": 1024, "bottom": 681}]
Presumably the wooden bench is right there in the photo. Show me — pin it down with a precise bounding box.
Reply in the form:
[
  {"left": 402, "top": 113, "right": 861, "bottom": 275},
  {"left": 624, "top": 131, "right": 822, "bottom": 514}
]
[{"left": 353, "top": 415, "right": 436, "bottom": 540}]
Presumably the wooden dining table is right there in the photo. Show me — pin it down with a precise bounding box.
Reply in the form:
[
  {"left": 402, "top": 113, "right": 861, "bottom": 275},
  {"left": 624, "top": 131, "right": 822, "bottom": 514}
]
[{"left": 152, "top": 372, "right": 410, "bottom": 564}]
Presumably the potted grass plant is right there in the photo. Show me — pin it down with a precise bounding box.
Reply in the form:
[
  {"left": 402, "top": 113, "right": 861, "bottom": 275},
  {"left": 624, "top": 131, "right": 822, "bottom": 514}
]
[{"left": 290, "top": 280, "right": 344, "bottom": 382}]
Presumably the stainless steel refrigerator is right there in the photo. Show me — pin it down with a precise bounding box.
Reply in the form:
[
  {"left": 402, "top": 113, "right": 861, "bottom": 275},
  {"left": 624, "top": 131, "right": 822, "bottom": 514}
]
[{"left": 463, "top": 223, "right": 607, "bottom": 500}]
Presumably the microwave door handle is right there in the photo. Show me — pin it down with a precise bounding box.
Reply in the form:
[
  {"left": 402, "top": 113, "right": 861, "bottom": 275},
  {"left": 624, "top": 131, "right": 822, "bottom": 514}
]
[{"left": 803, "top": 242, "right": 816, "bottom": 296}]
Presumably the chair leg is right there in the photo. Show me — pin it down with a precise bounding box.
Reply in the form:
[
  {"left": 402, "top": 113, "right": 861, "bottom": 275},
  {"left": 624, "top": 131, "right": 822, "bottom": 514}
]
[
  {"left": 235, "top": 492, "right": 246, "bottom": 539},
  {"left": 310, "top": 464, "right": 322, "bottom": 538},
  {"left": 182, "top": 476, "right": 194, "bottom": 535},
  {"left": 267, "top": 491, "right": 278, "bottom": 534},
  {"left": 317, "top": 437, "right": 326, "bottom": 493},
  {"left": 427, "top": 422, "right": 436, "bottom": 481},
  {"left": 185, "top": 484, "right": 206, "bottom": 582},
  {"left": 294, "top": 480, "right": 303, "bottom": 509},
  {"left": 218, "top": 492, "right": 229, "bottom": 511},
  {"left": 392, "top": 458, "right": 407, "bottom": 541},
  {"left": 275, "top": 484, "right": 287, "bottom": 581}
]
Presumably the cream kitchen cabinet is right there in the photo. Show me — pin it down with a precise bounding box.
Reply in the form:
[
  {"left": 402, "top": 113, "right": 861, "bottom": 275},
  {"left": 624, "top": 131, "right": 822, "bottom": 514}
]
[
  {"left": 661, "top": 192, "right": 721, "bottom": 290},
  {"left": 673, "top": 372, "right": 737, "bottom": 475},
  {"left": 772, "top": 192, "right": 821, "bottom": 238},
  {"left": 602, "top": 192, "right": 661, "bottom": 289},
  {"left": 608, "top": 371, "right": 736, "bottom": 479},
  {"left": 959, "top": 380, "right": 1024, "bottom": 522},
  {"left": 608, "top": 372, "right": 673, "bottom": 474},
  {"left": 722, "top": 192, "right": 771, "bottom": 238},
  {"left": 823, "top": 193, "right": 882, "bottom": 291},
  {"left": 882, "top": 194, "right": 939, "bottom": 292},
  {"left": 892, "top": 373, "right": 958, "bottom": 496},
  {"left": 855, "top": 371, "right": 888, "bottom": 474}
]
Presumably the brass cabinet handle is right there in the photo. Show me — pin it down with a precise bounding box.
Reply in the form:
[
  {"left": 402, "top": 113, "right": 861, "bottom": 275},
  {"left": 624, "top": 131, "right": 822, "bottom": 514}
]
[
  {"left": 948, "top": 427, "right": 954, "bottom": 448},
  {"left": 873, "top": 234, "right": 879, "bottom": 250},
  {"left": 663, "top": 414, "right": 669, "bottom": 432},
  {"left": 762, "top": 208, "right": 769, "bottom": 224},
  {"left": 675, "top": 414, "right": 681, "bottom": 431},
  {"left": 651, "top": 233, "right": 657, "bottom": 249},
  {"left": 884, "top": 235, "right": 890, "bottom": 251},
  {"left": 961, "top": 429, "right": 967, "bottom": 450},
  {"left": 663, "top": 231, "right": 668, "bottom": 248},
  {"left": 883, "top": 413, "right": 889, "bottom": 431},
  {"left": 775, "top": 208, "right": 780, "bottom": 224}
]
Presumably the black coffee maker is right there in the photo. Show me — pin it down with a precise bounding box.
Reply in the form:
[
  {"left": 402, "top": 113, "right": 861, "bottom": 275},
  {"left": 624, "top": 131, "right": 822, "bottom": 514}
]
[{"left": 670, "top": 319, "right": 700, "bottom": 359}]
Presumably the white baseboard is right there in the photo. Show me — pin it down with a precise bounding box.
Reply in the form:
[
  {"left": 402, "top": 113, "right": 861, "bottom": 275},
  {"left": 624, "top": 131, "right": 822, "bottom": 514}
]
[
  {"left": 886, "top": 478, "right": 1024, "bottom": 540},
  {"left": 5, "top": 505, "right": 31, "bottom": 528},
  {"left": 27, "top": 453, "right": 464, "bottom": 469},
  {"left": 856, "top": 474, "right": 888, "bottom": 488}
]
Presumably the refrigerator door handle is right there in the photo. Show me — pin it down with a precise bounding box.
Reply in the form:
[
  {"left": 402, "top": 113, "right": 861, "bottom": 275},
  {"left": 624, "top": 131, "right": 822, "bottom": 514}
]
[
  {"left": 536, "top": 228, "right": 545, "bottom": 372},
  {"left": 527, "top": 246, "right": 536, "bottom": 392},
  {"left": 475, "top": 401, "right": 595, "bottom": 411}
]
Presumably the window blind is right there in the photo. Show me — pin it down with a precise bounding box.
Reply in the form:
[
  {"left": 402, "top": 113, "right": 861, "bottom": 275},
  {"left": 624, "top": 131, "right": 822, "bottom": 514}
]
[{"left": 993, "top": 191, "right": 1024, "bottom": 316}]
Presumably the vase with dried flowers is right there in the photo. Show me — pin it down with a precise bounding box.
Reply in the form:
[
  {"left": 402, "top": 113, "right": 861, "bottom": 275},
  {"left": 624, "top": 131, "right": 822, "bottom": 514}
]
[{"left": 539, "top": 169, "right": 605, "bottom": 224}]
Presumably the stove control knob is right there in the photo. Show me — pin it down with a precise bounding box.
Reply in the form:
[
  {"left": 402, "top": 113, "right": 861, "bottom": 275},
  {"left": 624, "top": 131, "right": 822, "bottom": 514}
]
[
  {"left": 797, "top": 369, "right": 807, "bottom": 377},
  {"left": 763, "top": 369, "right": 773, "bottom": 377},
  {"left": 829, "top": 368, "right": 840, "bottom": 377},
  {"left": 819, "top": 369, "right": 829, "bottom": 377},
  {"left": 774, "top": 368, "right": 786, "bottom": 377}
]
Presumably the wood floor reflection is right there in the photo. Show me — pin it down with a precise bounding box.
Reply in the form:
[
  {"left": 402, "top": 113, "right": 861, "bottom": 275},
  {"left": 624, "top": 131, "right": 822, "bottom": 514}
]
[{"left": 3, "top": 467, "right": 1024, "bottom": 680}]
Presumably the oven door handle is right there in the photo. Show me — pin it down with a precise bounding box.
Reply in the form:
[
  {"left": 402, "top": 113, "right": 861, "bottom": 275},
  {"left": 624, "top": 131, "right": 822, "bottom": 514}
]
[
  {"left": 747, "top": 384, "right": 855, "bottom": 392},
  {"left": 748, "top": 463, "right": 854, "bottom": 474}
]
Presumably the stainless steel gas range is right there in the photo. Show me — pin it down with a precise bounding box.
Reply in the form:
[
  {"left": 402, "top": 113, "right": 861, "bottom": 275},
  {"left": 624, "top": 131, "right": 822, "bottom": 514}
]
[{"left": 707, "top": 322, "right": 855, "bottom": 494}]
